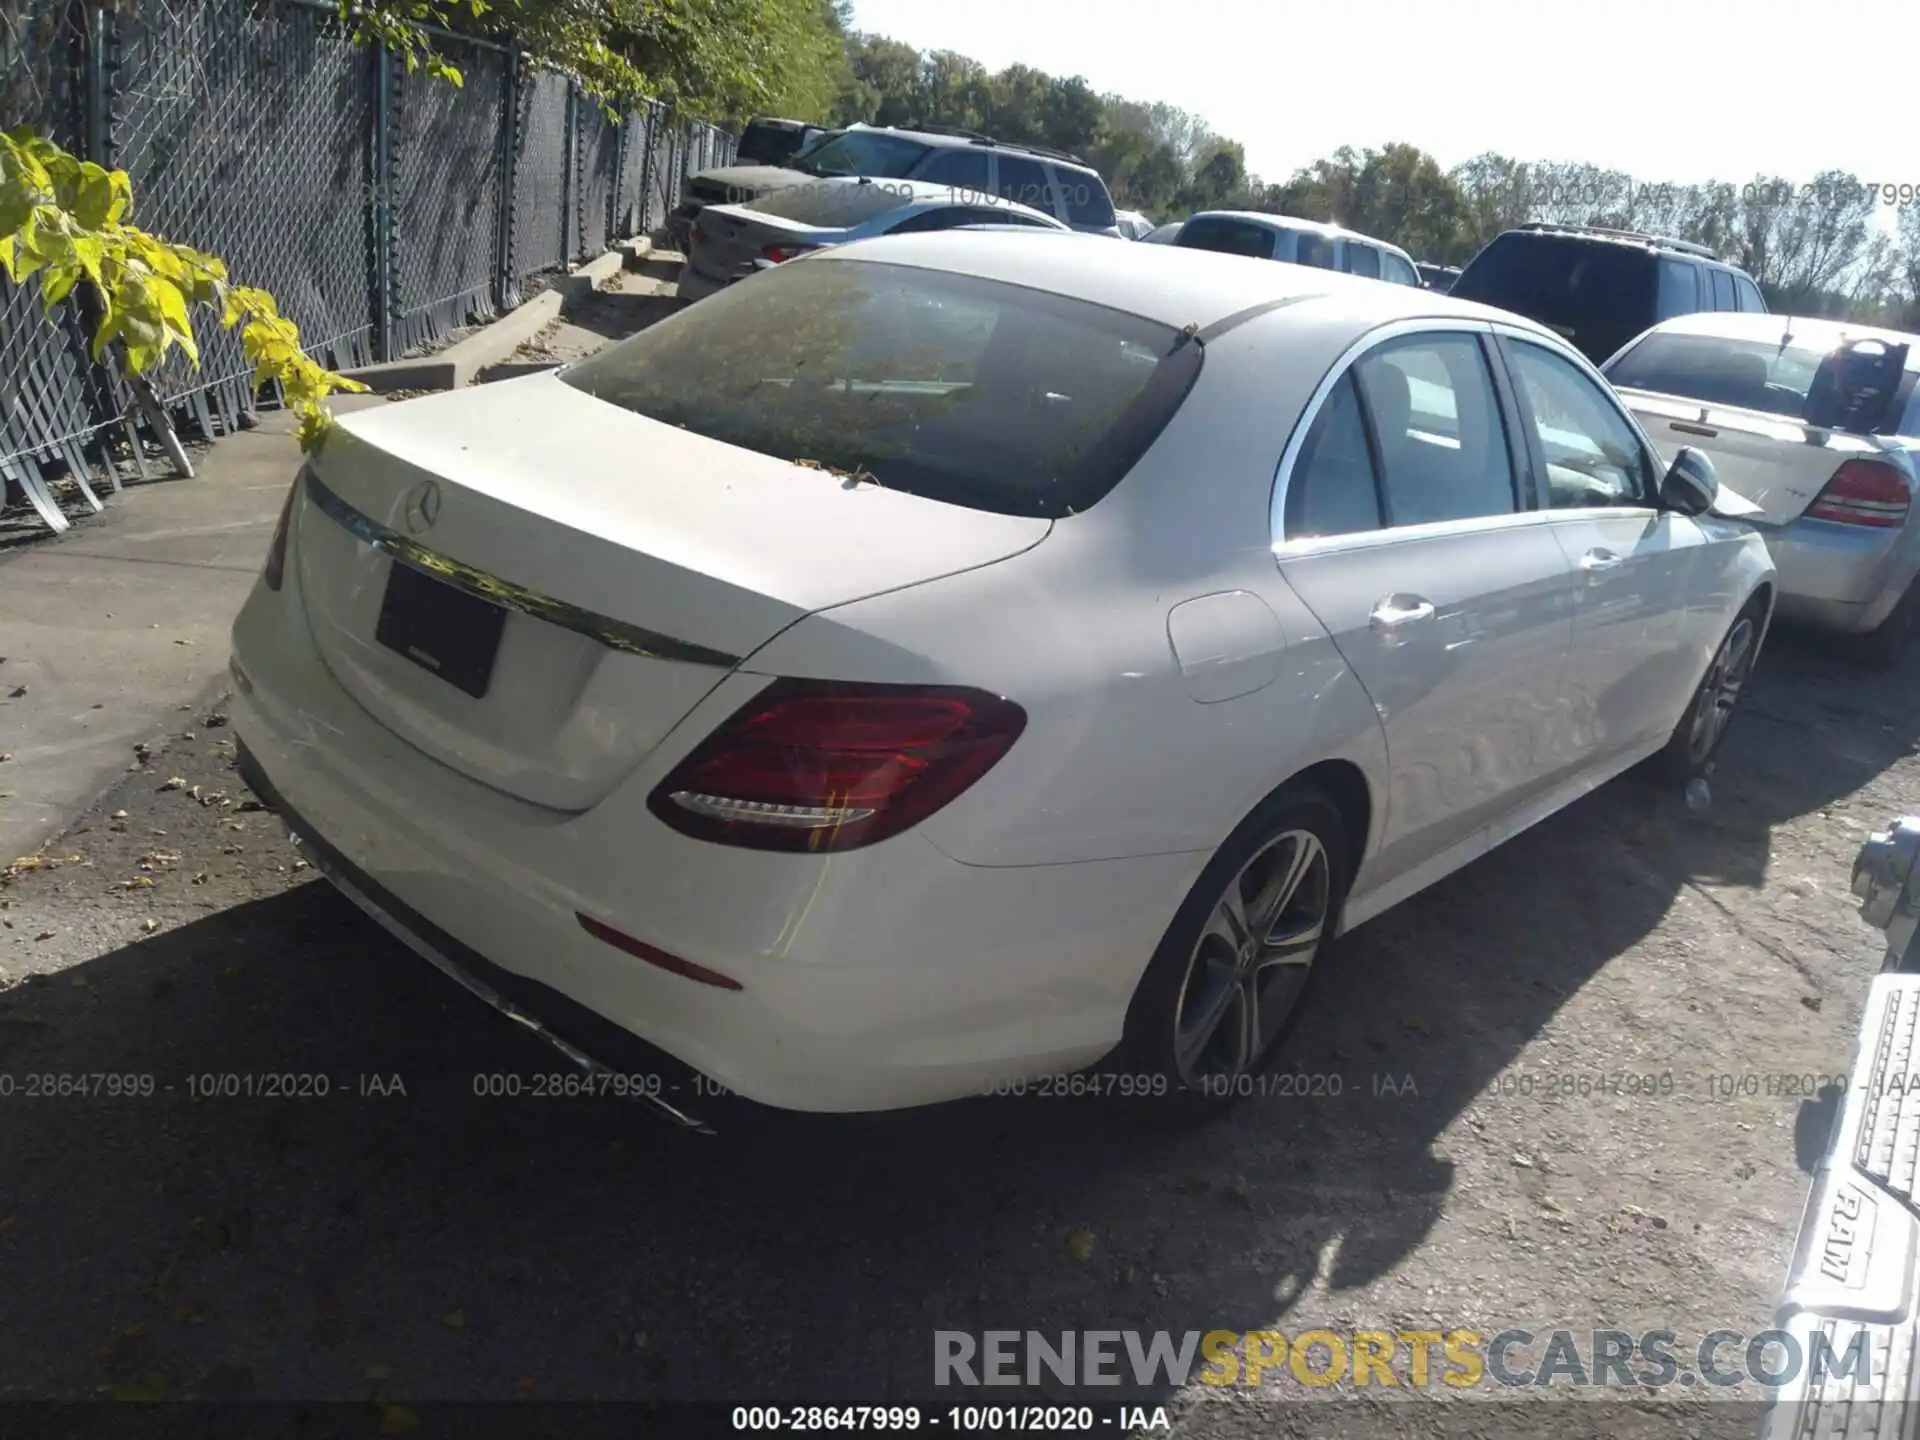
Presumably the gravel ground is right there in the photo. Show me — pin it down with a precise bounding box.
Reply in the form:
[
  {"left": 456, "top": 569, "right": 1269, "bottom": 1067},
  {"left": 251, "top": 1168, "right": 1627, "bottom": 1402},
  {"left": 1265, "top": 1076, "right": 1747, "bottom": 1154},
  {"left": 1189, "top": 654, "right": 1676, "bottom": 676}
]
[{"left": 0, "top": 612, "right": 1913, "bottom": 1432}]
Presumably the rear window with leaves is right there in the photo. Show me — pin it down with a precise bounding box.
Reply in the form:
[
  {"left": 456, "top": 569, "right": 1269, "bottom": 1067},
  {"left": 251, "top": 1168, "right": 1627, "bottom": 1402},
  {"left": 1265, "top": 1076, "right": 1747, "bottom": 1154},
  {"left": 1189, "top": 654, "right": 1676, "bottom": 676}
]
[{"left": 559, "top": 258, "right": 1203, "bottom": 517}]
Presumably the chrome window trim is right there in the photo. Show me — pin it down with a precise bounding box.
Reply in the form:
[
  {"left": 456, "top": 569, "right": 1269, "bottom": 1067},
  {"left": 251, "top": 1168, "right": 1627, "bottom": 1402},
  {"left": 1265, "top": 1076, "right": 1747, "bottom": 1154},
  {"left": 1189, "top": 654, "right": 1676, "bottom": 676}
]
[
  {"left": 1269, "top": 316, "right": 1515, "bottom": 552},
  {"left": 301, "top": 469, "right": 742, "bottom": 669}
]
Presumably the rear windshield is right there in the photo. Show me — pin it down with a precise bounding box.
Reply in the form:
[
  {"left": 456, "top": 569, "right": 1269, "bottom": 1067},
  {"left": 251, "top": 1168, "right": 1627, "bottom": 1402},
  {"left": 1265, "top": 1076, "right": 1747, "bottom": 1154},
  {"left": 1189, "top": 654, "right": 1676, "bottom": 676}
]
[
  {"left": 1605, "top": 332, "right": 1828, "bottom": 419},
  {"left": 735, "top": 123, "right": 815, "bottom": 167},
  {"left": 1608, "top": 330, "right": 1919, "bottom": 430},
  {"left": 559, "top": 258, "right": 1202, "bottom": 518},
  {"left": 1452, "top": 235, "right": 1656, "bottom": 360},
  {"left": 1176, "top": 217, "right": 1273, "bottom": 258},
  {"left": 794, "top": 131, "right": 930, "bottom": 179}
]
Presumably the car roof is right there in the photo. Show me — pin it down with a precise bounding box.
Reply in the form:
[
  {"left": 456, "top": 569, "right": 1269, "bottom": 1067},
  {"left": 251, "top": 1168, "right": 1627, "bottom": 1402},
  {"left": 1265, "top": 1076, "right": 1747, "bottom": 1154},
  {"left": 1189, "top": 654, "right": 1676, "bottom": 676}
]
[
  {"left": 813, "top": 230, "right": 1568, "bottom": 338},
  {"left": 859, "top": 126, "right": 1099, "bottom": 175},
  {"left": 1186, "top": 210, "right": 1413, "bottom": 255},
  {"left": 1639, "top": 311, "right": 1920, "bottom": 370},
  {"left": 713, "top": 178, "right": 1064, "bottom": 229},
  {"left": 1490, "top": 223, "right": 1732, "bottom": 267}
]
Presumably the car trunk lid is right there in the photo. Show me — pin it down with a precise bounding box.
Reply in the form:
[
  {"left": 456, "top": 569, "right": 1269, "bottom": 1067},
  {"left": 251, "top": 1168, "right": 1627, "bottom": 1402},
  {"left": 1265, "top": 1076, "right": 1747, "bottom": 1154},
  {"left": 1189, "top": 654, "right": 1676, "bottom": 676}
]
[
  {"left": 688, "top": 206, "right": 839, "bottom": 286},
  {"left": 1617, "top": 388, "right": 1902, "bottom": 526},
  {"left": 292, "top": 375, "right": 1051, "bottom": 812}
]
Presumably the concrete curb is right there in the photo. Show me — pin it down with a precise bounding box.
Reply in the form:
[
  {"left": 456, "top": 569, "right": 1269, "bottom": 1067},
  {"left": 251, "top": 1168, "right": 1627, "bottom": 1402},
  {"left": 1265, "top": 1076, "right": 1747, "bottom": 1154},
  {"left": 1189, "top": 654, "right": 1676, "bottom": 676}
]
[{"left": 341, "top": 239, "right": 651, "bottom": 394}]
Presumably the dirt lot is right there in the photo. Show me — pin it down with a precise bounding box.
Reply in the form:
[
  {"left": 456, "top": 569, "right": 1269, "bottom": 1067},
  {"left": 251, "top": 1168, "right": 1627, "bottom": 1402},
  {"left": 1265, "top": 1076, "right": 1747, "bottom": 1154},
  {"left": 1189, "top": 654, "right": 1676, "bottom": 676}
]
[{"left": 0, "top": 614, "right": 1911, "bottom": 1431}]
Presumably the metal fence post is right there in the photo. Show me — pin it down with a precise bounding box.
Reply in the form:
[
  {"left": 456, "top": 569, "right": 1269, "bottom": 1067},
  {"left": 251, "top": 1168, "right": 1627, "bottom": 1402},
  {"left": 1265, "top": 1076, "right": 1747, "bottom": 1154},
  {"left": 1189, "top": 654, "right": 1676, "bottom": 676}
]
[
  {"left": 496, "top": 49, "right": 522, "bottom": 310},
  {"left": 635, "top": 101, "right": 657, "bottom": 237},
  {"left": 608, "top": 103, "right": 626, "bottom": 244},
  {"left": 561, "top": 80, "right": 577, "bottom": 262},
  {"left": 371, "top": 42, "right": 396, "bottom": 362}
]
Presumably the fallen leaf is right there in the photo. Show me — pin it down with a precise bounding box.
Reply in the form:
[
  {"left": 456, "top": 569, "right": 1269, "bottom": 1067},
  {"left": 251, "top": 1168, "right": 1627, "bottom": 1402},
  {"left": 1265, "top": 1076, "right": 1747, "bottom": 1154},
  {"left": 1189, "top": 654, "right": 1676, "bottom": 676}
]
[
  {"left": 1511, "top": 1153, "right": 1535, "bottom": 1169},
  {"left": 439, "top": 1307, "right": 466, "bottom": 1330},
  {"left": 112, "top": 810, "right": 129, "bottom": 820},
  {"left": 0, "top": 754, "right": 12, "bottom": 764},
  {"left": 173, "top": 638, "right": 193, "bottom": 647},
  {"left": 1063, "top": 1228, "right": 1096, "bottom": 1263},
  {"left": 141, "top": 919, "right": 159, "bottom": 934},
  {"left": 0, "top": 1215, "right": 19, "bottom": 1235},
  {"left": 379, "top": 1405, "right": 420, "bottom": 1434},
  {"left": 7, "top": 685, "right": 25, "bottom": 698},
  {"left": 33, "top": 931, "right": 54, "bottom": 942},
  {"left": 514, "top": 1376, "right": 537, "bottom": 1398},
  {"left": 363, "top": 1362, "right": 393, "bottom": 1381},
  {"left": 160, "top": 777, "right": 186, "bottom": 791},
  {"left": 1539, "top": 1196, "right": 1565, "bottom": 1214}
]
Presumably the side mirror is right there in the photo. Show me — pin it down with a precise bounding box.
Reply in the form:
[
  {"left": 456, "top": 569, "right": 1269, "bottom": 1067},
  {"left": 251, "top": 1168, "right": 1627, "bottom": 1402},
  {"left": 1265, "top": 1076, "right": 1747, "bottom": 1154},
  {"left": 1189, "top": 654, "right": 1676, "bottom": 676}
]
[{"left": 1659, "top": 446, "right": 1718, "bottom": 516}]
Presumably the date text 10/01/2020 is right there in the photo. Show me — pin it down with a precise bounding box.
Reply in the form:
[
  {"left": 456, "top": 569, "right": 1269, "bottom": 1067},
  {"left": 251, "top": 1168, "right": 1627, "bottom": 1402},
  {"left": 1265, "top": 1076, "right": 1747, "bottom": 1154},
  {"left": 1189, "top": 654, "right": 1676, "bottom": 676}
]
[{"left": 730, "top": 1406, "right": 1172, "bottom": 1432}]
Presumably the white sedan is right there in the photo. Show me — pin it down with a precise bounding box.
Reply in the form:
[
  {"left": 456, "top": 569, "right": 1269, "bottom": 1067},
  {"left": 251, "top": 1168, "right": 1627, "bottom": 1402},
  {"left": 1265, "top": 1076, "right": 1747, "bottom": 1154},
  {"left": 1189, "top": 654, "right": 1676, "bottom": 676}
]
[{"left": 229, "top": 234, "right": 1775, "bottom": 1119}]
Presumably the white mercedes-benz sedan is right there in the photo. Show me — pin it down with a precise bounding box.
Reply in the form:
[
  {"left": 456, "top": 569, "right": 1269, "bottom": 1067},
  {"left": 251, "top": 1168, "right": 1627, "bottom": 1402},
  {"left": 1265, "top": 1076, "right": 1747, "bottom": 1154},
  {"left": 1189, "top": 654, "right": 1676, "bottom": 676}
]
[{"left": 228, "top": 233, "right": 1776, "bottom": 1119}]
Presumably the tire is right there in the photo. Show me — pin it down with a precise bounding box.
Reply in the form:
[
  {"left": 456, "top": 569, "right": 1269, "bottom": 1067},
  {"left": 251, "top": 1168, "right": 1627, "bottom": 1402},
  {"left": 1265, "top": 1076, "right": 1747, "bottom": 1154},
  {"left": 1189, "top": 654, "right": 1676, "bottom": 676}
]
[
  {"left": 1114, "top": 782, "right": 1353, "bottom": 1122},
  {"left": 1651, "top": 598, "right": 1765, "bottom": 783},
  {"left": 1856, "top": 581, "right": 1918, "bottom": 671}
]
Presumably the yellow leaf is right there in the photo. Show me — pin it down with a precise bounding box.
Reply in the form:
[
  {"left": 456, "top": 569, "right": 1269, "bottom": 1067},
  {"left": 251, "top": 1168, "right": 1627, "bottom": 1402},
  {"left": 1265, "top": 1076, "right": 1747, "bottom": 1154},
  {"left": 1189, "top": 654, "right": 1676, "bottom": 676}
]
[
  {"left": 378, "top": 1405, "right": 419, "bottom": 1434},
  {"left": 363, "top": 1362, "right": 392, "bottom": 1381},
  {"left": 1063, "top": 1227, "right": 1095, "bottom": 1263},
  {"left": 439, "top": 1307, "right": 466, "bottom": 1330}
]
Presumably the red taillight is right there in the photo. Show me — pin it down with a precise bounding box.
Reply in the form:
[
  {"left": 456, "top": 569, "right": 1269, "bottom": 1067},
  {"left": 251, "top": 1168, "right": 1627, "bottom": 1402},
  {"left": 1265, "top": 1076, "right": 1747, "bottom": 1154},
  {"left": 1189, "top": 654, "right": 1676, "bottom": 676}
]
[
  {"left": 647, "top": 680, "right": 1027, "bottom": 852},
  {"left": 262, "top": 474, "right": 297, "bottom": 590},
  {"left": 1806, "top": 459, "right": 1912, "bottom": 529},
  {"left": 760, "top": 243, "right": 816, "bottom": 264}
]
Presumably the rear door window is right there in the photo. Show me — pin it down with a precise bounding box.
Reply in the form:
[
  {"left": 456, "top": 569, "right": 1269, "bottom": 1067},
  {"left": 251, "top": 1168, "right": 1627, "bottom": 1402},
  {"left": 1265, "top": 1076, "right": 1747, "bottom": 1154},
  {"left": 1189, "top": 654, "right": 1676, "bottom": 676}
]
[
  {"left": 994, "top": 155, "right": 1053, "bottom": 212},
  {"left": 1656, "top": 258, "right": 1700, "bottom": 318},
  {"left": 1175, "top": 217, "right": 1275, "bottom": 258},
  {"left": 1709, "top": 270, "right": 1737, "bottom": 310},
  {"left": 1345, "top": 243, "right": 1381, "bottom": 279},
  {"left": 1294, "top": 232, "right": 1337, "bottom": 269},
  {"left": 559, "top": 258, "right": 1201, "bottom": 519},
  {"left": 915, "top": 148, "right": 992, "bottom": 195},
  {"left": 1352, "top": 334, "right": 1518, "bottom": 526},
  {"left": 1734, "top": 274, "right": 1766, "bottom": 312}
]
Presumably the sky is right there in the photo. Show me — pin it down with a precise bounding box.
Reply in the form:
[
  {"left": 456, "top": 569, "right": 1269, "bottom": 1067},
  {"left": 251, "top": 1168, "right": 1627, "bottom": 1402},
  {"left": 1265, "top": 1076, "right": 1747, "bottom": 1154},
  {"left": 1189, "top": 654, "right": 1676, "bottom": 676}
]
[{"left": 847, "top": 0, "right": 1915, "bottom": 196}]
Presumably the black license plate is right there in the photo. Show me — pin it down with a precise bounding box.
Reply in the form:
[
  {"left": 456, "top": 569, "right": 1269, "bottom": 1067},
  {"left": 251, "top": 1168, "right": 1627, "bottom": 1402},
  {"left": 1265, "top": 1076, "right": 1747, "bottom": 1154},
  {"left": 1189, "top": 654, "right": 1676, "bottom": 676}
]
[{"left": 374, "top": 562, "right": 507, "bottom": 699}]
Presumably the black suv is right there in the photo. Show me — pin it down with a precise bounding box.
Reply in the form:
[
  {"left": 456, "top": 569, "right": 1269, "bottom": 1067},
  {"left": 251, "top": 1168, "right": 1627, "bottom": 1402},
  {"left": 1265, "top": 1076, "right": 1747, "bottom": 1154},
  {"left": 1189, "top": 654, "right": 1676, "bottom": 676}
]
[
  {"left": 667, "top": 124, "right": 1122, "bottom": 252},
  {"left": 1450, "top": 223, "right": 1768, "bottom": 366}
]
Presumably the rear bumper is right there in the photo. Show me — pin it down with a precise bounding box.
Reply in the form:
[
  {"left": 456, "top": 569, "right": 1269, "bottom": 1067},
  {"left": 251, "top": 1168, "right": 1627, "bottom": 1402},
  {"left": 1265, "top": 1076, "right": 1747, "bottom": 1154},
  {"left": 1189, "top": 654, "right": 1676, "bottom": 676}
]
[
  {"left": 226, "top": 562, "right": 1199, "bottom": 1113},
  {"left": 1766, "top": 519, "right": 1918, "bottom": 633}
]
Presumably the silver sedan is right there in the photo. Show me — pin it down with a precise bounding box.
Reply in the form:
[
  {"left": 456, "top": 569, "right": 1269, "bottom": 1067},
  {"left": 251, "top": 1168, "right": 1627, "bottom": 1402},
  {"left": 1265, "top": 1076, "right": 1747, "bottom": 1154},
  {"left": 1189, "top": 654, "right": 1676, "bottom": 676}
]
[
  {"left": 676, "top": 177, "right": 1067, "bottom": 301},
  {"left": 1605, "top": 312, "right": 1920, "bottom": 665}
]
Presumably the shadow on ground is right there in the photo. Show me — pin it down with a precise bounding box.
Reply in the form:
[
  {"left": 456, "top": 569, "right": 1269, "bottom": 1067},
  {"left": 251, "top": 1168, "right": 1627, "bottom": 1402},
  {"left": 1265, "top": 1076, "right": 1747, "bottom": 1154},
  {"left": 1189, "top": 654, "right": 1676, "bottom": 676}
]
[{"left": 0, "top": 620, "right": 1911, "bottom": 1415}]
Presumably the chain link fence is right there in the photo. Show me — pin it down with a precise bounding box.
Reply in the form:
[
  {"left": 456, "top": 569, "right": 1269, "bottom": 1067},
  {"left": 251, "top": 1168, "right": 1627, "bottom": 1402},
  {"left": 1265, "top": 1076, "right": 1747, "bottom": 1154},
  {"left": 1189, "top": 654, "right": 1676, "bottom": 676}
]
[{"left": 0, "top": 0, "right": 735, "bottom": 533}]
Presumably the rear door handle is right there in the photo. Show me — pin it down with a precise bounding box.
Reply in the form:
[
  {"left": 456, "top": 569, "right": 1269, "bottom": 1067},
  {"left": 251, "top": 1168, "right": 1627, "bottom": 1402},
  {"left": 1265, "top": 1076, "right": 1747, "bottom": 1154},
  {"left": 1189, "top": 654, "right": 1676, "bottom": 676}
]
[
  {"left": 1578, "top": 549, "right": 1624, "bottom": 573},
  {"left": 1370, "top": 595, "right": 1436, "bottom": 634}
]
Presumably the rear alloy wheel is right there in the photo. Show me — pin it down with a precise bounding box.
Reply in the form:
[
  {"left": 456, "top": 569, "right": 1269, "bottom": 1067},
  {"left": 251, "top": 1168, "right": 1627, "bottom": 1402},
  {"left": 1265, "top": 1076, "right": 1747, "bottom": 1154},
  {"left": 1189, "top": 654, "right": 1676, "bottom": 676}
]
[
  {"left": 1119, "top": 785, "right": 1350, "bottom": 1117},
  {"left": 1173, "top": 830, "right": 1331, "bottom": 1088},
  {"left": 1654, "top": 604, "right": 1762, "bottom": 781}
]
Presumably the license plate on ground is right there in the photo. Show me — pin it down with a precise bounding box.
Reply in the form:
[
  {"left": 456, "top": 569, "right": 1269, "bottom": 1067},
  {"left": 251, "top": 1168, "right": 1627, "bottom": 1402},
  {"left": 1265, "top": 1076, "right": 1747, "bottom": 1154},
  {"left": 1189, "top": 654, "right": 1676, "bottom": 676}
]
[{"left": 374, "top": 561, "right": 507, "bottom": 699}]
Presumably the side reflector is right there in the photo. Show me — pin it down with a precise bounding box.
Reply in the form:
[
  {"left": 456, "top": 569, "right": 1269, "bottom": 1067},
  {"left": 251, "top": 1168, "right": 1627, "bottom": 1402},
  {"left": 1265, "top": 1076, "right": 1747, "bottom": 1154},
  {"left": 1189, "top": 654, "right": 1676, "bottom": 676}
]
[{"left": 575, "top": 913, "right": 744, "bottom": 991}]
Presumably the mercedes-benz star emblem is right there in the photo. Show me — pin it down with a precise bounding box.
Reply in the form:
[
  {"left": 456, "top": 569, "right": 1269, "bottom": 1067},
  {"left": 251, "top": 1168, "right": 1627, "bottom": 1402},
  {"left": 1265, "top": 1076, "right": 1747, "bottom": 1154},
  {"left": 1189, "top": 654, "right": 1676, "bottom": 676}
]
[{"left": 402, "top": 480, "right": 441, "bottom": 535}]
